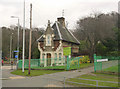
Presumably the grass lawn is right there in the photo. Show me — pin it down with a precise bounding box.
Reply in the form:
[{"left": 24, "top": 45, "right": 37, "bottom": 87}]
[
  {"left": 103, "top": 65, "right": 118, "bottom": 73},
  {"left": 66, "top": 73, "right": 119, "bottom": 87},
  {"left": 31, "top": 63, "right": 93, "bottom": 70},
  {"left": 32, "top": 66, "right": 66, "bottom": 70},
  {"left": 12, "top": 63, "right": 93, "bottom": 76},
  {"left": 11, "top": 70, "right": 64, "bottom": 76}
]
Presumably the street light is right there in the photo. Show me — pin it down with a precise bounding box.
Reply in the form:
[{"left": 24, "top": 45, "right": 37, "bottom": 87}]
[{"left": 11, "top": 16, "right": 19, "bottom": 70}]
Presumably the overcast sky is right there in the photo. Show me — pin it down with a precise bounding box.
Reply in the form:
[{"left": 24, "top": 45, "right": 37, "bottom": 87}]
[{"left": 0, "top": 0, "right": 119, "bottom": 29}]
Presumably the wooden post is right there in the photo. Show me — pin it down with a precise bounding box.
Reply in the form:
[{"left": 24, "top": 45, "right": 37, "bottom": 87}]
[{"left": 28, "top": 3, "right": 32, "bottom": 75}]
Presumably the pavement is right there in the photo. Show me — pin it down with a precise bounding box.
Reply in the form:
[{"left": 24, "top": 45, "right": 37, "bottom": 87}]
[{"left": 1, "top": 65, "right": 94, "bottom": 87}]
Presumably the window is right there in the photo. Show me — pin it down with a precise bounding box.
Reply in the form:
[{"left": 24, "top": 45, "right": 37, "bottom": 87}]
[
  {"left": 59, "top": 53, "right": 62, "bottom": 60},
  {"left": 54, "top": 53, "right": 57, "bottom": 60},
  {"left": 47, "top": 35, "right": 50, "bottom": 44},
  {"left": 42, "top": 53, "right": 45, "bottom": 61},
  {"left": 46, "top": 34, "right": 51, "bottom": 46}
]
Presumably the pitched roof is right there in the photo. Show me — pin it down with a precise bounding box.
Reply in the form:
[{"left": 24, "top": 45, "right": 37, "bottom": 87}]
[{"left": 37, "top": 21, "right": 80, "bottom": 45}]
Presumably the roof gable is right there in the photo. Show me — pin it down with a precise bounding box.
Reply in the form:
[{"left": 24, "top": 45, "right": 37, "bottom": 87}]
[
  {"left": 53, "top": 21, "right": 80, "bottom": 44},
  {"left": 37, "top": 21, "right": 80, "bottom": 45}
]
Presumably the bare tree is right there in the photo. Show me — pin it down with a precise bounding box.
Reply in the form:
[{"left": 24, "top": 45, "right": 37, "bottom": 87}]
[{"left": 75, "top": 12, "right": 118, "bottom": 62}]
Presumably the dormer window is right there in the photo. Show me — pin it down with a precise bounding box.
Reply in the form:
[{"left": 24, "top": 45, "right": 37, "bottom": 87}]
[{"left": 46, "top": 34, "right": 51, "bottom": 46}]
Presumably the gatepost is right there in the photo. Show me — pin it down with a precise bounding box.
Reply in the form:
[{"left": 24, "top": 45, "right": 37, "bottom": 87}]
[
  {"left": 63, "top": 47, "right": 71, "bottom": 70},
  {"left": 94, "top": 54, "right": 97, "bottom": 72}
]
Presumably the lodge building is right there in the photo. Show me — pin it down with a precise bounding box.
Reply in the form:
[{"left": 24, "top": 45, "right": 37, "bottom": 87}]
[{"left": 37, "top": 17, "right": 80, "bottom": 67}]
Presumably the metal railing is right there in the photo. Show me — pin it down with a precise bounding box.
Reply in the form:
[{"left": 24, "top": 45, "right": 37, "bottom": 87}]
[
  {"left": 65, "top": 78, "right": 119, "bottom": 87},
  {"left": 40, "top": 74, "right": 119, "bottom": 87}
]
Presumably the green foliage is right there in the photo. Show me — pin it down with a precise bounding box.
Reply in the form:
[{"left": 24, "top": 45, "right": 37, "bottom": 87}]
[
  {"left": 32, "top": 48, "right": 40, "bottom": 59},
  {"left": 75, "top": 12, "right": 118, "bottom": 58},
  {"left": 113, "top": 27, "right": 120, "bottom": 55},
  {"left": 2, "top": 26, "right": 44, "bottom": 59},
  {"left": 103, "top": 38, "right": 117, "bottom": 51},
  {"left": 96, "top": 27, "right": 119, "bottom": 56},
  {"left": 96, "top": 43, "right": 107, "bottom": 56},
  {"left": 106, "top": 51, "right": 118, "bottom": 56},
  {"left": 79, "top": 40, "right": 88, "bottom": 51},
  {"left": 79, "top": 56, "right": 90, "bottom": 63},
  {"left": 101, "top": 37, "right": 118, "bottom": 56}
]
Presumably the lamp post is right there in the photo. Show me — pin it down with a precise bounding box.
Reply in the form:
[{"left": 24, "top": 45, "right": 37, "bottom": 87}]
[
  {"left": 11, "top": 16, "right": 19, "bottom": 70},
  {"left": 22, "top": 0, "right": 25, "bottom": 73}
]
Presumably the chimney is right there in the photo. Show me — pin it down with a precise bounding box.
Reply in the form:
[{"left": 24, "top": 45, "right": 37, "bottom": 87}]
[{"left": 57, "top": 17, "right": 65, "bottom": 27}]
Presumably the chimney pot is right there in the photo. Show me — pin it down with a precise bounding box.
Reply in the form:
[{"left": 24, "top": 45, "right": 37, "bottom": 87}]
[{"left": 57, "top": 17, "right": 65, "bottom": 27}]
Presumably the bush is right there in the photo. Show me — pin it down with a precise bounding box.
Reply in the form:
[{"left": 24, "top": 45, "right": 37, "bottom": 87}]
[
  {"left": 40, "top": 63, "right": 44, "bottom": 67},
  {"left": 106, "top": 51, "right": 118, "bottom": 56},
  {"left": 71, "top": 60, "right": 77, "bottom": 65},
  {"left": 79, "top": 56, "right": 90, "bottom": 63},
  {"left": 52, "top": 63, "right": 56, "bottom": 66}
]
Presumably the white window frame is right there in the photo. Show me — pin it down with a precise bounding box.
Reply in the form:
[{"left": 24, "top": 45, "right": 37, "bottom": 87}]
[
  {"left": 59, "top": 53, "right": 62, "bottom": 60},
  {"left": 42, "top": 53, "right": 45, "bottom": 61},
  {"left": 46, "top": 34, "right": 51, "bottom": 46},
  {"left": 54, "top": 53, "right": 57, "bottom": 60}
]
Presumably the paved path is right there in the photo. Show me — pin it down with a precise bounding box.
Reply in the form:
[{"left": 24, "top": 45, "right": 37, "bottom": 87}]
[{"left": 2, "top": 66, "right": 94, "bottom": 87}]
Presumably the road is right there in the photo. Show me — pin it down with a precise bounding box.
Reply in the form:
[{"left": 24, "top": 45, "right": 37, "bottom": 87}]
[{"left": 1, "top": 65, "right": 94, "bottom": 87}]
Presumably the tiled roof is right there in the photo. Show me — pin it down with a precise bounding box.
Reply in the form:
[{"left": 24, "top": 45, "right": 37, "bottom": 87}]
[{"left": 37, "top": 21, "right": 80, "bottom": 45}]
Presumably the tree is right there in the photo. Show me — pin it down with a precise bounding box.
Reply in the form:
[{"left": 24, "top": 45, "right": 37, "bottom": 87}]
[
  {"left": 1, "top": 26, "right": 44, "bottom": 60},
  {"left": 74, "top": 12, "right": 118, "bottom": 62}
]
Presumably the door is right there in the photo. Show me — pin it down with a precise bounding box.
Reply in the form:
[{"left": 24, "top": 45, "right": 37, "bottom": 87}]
[{"left": 47, "top": 53, "right": 51, "bottom": 66}]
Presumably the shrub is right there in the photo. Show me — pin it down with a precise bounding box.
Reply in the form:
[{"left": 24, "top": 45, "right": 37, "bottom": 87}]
[
  {"left": 40, "top": 63, "right": 44, "bottom": 67},
  {"left": 52, "top": 63, "right": 56, "bottom": 66},
  {"left": 79, "top": 56, "right": 90, "bottom": 63}
]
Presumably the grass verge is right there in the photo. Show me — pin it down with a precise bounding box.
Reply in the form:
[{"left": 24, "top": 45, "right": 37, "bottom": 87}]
[
  {"left": 11, "top": 70, "right": 64, "bottom": 76},
  {"left": 103, "top": 65, "right": 118, "bottom": 73},
  {"left": 66, "top": 73, "right": 118, "bottom": 87}
]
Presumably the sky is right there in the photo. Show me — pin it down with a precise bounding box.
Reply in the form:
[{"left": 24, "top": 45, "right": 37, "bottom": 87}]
[{"left": 0, "top": 0, "right": 119, "bottom": 29}]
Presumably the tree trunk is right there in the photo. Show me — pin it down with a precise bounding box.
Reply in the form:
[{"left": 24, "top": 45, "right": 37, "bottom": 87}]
[{"left": 89, "top": 45, "right": 95, "bottom": 63}]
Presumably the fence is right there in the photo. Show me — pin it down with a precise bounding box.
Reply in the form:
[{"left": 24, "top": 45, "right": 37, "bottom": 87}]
[
  {"left": 94, "top": 54, "right": 120, "bottom": 73},
  {"left": 18, "top": 57, "right": 81, "bottom": 70},
  {"left": 18, "top": 59, "right": 40, "bottom": 69},
  {"left": 65, "top": 78, "right": 119, "bottom": 87},
  {"left": 36, "top": 75, "right": 119, "bottom": 87}
]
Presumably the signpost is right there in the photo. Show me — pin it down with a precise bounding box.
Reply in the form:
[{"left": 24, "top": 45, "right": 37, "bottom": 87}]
[
  {"left": 63, "top": 47, "right": 71, "bottom": 70},
  {"left": 97, "top": 59, "right": 108, "bottom": 62},
  {"left": 15, "top": 55, "right": 18, "bottom": 59},
  {"left": 14, "top": 50, "right": 19, "bottom": 58},
  {"left": 14, "top": 50, "right": 19, "bottom": 53},
  {"left": 63, "top": 47, "right": 71, "bottom": 56},
  {"left": 14, "top": 50, "right": 19, "bottom": 69}
]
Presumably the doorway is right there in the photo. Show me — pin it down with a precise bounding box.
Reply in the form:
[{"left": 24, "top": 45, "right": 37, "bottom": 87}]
[{"left": 47, "top": 53, "right": 51, "bottom": 66}]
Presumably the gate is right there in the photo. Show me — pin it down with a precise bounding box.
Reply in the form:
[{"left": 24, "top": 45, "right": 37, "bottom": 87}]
[{"left": 94, "top": 54, "right": 119, "bottom": 73}]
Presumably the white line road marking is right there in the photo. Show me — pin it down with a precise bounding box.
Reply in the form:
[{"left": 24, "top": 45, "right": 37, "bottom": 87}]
[
  {"left": 45, "top": 84, "right": 60, "bottom": 87},
  {"left": 9, "top": 76, "right": 25, "bottom": 79}
]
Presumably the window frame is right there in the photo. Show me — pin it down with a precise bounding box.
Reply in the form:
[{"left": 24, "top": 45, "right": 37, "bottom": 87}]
[
  {"left": 42, "top": 53, "right": 45, "bottom": 61},
  {"left": 59, "top": 53, "right": 62, "bottom": 60},
  {"left": 46, "top": 34, "right": 51, "bottom": 46},
  {"left": 54, "top": 53, "right": 57, "bottom": 60}
]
